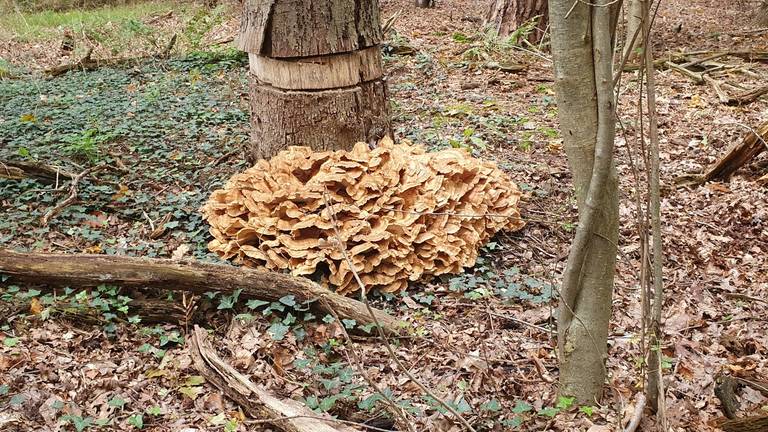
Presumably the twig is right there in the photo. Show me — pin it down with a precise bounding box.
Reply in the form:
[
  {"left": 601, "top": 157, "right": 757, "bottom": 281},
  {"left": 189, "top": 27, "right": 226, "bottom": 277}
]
[
  {"left": 40, "top": 164, "right": 113, "bottom": 226},
  {"left": 623, "top": 393, "right": 646, "bottom": 432},
  {"left": 322, "top": 300, "right": 416, "bottom": 432},
  {"left": 381, "top": 9, "right": 403, "bottom": 34},
  {"left": 211, "top": 149, "right": 240, "bottom": 166},
  {"left": 142, "top": 210, "right": 156, "bottom": 233},
  {"left": 486, "top": 311, "right": 554, "bottom": 334},
  {"left": 322, "top": 190, "right": 478, "bottom": 432}
]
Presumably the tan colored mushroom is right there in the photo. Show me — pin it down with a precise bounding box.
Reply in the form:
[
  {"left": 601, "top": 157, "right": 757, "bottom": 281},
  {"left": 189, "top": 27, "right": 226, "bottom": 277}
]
[{"left": 202, "top": 138, "right": 525, "bottom": 296}]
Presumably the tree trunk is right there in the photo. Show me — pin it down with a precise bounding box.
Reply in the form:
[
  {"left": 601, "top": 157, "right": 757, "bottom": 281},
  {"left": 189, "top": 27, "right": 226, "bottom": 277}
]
[
  {"left": 237, "top": 0, "right": 392, "bottom": 162},
  {"left": 550, "top": 0, "right": 620, "bottom": 403},
  {"left": 485, "top": 0, "right": 548, "bottom": 44},
  {"left": 415, "top": 0, "right": 434, "bottom": 7},
  {"left": 623, "top": 0, "right": 645, "bottom": 60}
]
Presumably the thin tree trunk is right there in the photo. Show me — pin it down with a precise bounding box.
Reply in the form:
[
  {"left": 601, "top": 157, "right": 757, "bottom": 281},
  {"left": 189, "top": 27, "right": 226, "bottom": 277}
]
[
  {"left": 550, "top": 0, "right": 620, "bottom": 403},
  {"left": 485, "top": 0, "right": 548, "bottom": 43},
  {"left": 640, "top": 0, "right": 666, "bottom": 417},
  {"left": 237, "top": 0, "right": 392, "bottom": 162},
  {"left": 624, "top": 0, "right": 645, "bottom": 60}
]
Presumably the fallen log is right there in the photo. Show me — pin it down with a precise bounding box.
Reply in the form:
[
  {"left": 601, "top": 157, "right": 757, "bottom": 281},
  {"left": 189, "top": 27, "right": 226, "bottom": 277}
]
[
  {"left": 0, "top": 160, "right": 74, "bottom": 183},
  {"left": 189, "top": 326, "right": 360, "bottom": 432},
  {"left": 0, "top": 249, "right": 402, "bottom": 334},
  {"left": 0, "top": 296, "right": 191, "bottom": 325},
  {"left": 716, "top": 414, "right": 768, "bottom": 432}
]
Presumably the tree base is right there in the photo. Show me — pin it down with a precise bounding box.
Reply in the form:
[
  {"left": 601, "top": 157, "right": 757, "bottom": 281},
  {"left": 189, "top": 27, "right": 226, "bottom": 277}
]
[{"left": 246, "top": 76, "right": 391, "bottom": 162}]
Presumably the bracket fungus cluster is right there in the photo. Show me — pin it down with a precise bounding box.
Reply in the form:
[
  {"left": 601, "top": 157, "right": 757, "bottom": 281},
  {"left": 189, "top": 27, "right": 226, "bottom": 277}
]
[{"left": 202, "top": 139, "right": 524, "bottom": 295}]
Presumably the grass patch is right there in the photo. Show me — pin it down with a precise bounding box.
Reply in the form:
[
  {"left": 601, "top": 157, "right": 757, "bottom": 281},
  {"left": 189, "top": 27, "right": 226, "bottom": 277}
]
[{"left": 0, "top": 1, "right": 177, "bottom": 40}]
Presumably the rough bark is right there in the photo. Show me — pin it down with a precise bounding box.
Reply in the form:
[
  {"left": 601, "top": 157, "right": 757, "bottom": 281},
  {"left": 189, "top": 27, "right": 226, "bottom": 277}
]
[
  {"left": 238, "top": 0, "right": 392, "bottom": 161},
  {"left": 237, "top": 0, "right": 383, "bottom": 58},
  {"left": 550, "top": 0, "right": 619, "bottom": 403},
  {"left": 0, "top": 249, "right": 402, "bottom": 334},
  {"left": 701, "top": 121, "right": 768, "bottom": 182},
  {"left": 717, "top": 414, "right": 768, "bottom": 432},
  {"left": 189, "top": 326, "right": 359, "bottom": 432},
  {"left": 0, "top": 160, "right": 74, "bottom": 183},
  {"left": 485, "top": 0, "right": 548, "bottom": 43},
  {"left": 248, "top": 78, "right": 390, "bottom": 162}
]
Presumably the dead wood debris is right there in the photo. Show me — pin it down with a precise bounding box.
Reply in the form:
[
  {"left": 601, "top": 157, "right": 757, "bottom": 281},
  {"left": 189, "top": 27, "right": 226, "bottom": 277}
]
[
  {"left": 202, "top": 138, "right": 525, "bottom": 295},
  {"left": 677, "top": 121, "right": 768, "bottom": 186},
  {"left": 0, "top": 160, "right": 75, "bottom": 183},
  {"left": 0, "top": 249, "right": 402, "bottom": 333},
  {"left": 189, "top": 326, "right": 361, "bottom": 432},
  {"left": 40, "top": 164, "right": 118, "bottom": 226},
  {"left": 44, "top": 33, "right": 178, "bottom": 77}
]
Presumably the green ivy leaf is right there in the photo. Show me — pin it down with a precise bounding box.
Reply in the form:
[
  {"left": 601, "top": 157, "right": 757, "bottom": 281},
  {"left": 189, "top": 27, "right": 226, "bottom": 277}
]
[
  {"left": 108, "top": 396, "right": 127, "bottom": 408},
  {"left": 246, "top": 299, "right": 269, "bottom": 309},
  {"left": 512, "top": 400, "right": 532, "bottom": 414},
  {"left": 267, "top": 322, "right": 290, "bottom": 341},
  {"left": 481, "top": 399, "right": 501, "bottom": 412},
  {"left": 128, "top": 413, "right": 144, "bottom": 429},
  {"left": 538, "top": 407, "right": 560, "bottom": 418}
]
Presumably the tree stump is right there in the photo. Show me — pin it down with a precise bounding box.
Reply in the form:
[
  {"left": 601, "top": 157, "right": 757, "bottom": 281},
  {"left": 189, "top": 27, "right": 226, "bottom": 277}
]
[{"left": 237, "top": 0, "right": 392, "bottom": 162}]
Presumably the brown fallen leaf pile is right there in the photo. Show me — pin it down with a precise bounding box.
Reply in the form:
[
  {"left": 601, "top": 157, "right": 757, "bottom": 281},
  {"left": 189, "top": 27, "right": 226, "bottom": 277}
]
[{"left": 202, "top": 138, "right": 525, "bottom": 295}]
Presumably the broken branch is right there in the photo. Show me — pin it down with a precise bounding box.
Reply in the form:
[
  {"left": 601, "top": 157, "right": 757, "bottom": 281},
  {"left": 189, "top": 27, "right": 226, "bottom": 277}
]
[
  {"left": 189, "top": 326, "right": 361, "bottom": 432},
  {"left": 40, "top": 164, "right": 113, "bottom": 226},
  {"left": 0, "top": 160, "right": 75, "bottom": 183}
]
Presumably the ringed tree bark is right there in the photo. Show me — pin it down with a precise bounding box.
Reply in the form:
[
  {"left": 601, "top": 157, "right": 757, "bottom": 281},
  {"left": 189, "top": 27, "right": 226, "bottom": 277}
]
[
  {"left": 237, "top": 0, "right": 392, "bottom": 162},
  {"left": 485, "top": 0, "right": 548, "bottom": 44},
  {"left": 549, "top": 0, "right": 620, "bottom": 403}
]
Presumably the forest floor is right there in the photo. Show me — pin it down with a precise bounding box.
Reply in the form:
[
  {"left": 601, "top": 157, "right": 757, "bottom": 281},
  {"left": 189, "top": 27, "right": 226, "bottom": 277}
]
[{"left": 1, "top": 0, "right": 767, "bottom": 431}]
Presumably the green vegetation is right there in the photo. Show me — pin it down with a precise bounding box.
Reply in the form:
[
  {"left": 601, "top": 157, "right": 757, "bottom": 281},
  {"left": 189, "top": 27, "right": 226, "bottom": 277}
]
[
  {"left": 0, "top": 1, "right": 175, "bottom": 40},
  {"left": 0, "top": 51, "right": 249, "bottom": 258}
]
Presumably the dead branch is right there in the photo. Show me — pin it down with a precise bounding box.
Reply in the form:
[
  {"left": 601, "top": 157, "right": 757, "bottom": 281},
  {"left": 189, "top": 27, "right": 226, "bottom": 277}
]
[
  {"left": 700, "top": 121, "right": 768, "bottom": 182},
  {"left": 727, "top": 84, "right": 768, "bottom": 106},
  {"left": 0, "top": 249, "right": 402, "bottom": 333},
  {"left": 40, "top": 164, "right": 113, "bottom": 226},
  {"left": 703, "top": 75, "right": 732, "bottom": 104},
  {"left": 189, "top": 326, "right": 360, "bottom": 432},
  {"left": 704, "top": 76, "right": 768, "bottom": 106},
  {"left": 665, "top": 61, "right": 704, "bottom": 84},
  {"left": 623, "top": 393, "right": 646, "bottom": 432},
  {"left": 44, "top": 35, "right": 179, "bottom": 77},
  {"left": 0, "top": 160, "right": 75, "bottom": 184},
  {"left": 715, "top": 414, "right": 768, "bottom": 432}
]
